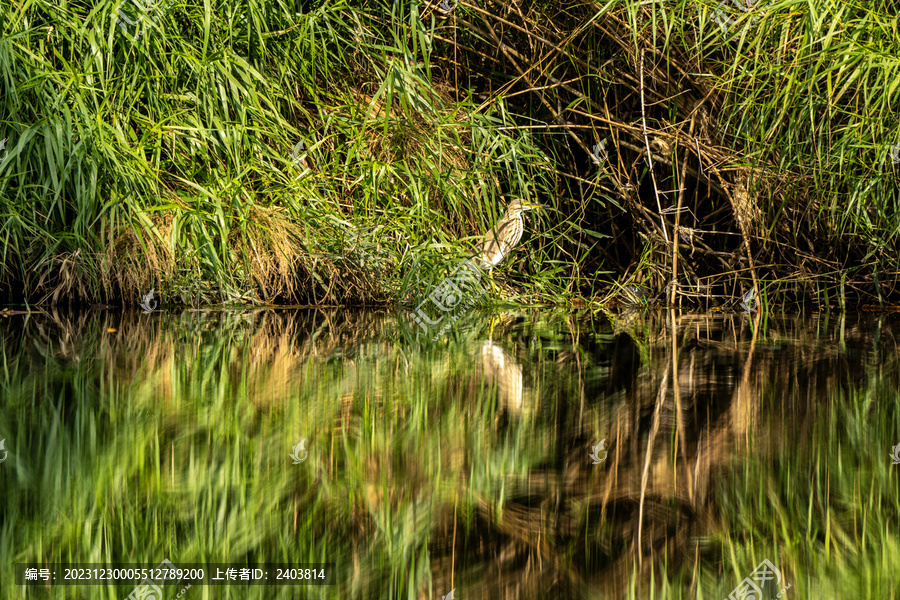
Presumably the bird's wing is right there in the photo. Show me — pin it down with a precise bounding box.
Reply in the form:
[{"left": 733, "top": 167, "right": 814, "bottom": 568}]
[
  {"left": 481, "top": 219, "right": 519, "bottom": 265},
  {"left": 481, "top": 232, "right": 504, "bottom": 266}
]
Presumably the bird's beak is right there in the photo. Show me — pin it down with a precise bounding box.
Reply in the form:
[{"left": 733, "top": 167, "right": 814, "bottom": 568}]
[{"left": 524, "top": 201, "right": 548, "bottom": 209}]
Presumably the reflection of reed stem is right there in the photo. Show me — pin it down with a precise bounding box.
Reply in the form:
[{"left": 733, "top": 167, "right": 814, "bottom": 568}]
[
  {"left": 451, "top": 492, "right": 457, "bottom": 591},
  {"left": 732, "top": 306, "right": 761, "bottom": 438},
  {"left": 670, "top": 310, "right": 693, "bottom": 502},
  {"left": 637, "top": 362, "right": 669, "bottom": 568}
]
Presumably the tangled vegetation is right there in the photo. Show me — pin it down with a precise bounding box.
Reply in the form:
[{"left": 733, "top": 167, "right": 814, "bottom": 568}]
[{"left": 0, "top": 0, "right": 898, "bottom": 308}]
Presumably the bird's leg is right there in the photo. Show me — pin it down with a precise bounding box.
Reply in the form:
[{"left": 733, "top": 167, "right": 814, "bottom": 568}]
[
  {"left": 477, "top": 270, "right": 500, "bottom": 340},
  {"left": 486, "top": 270, "right": 500, "bottom": 297},
  {"left": 488, "top": 309, "right": 500, "bottom": 341}
]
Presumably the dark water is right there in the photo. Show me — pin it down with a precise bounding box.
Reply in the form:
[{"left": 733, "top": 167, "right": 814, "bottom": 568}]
[{"left": 1, "top": 308, "right": 898, "bottom": 599}]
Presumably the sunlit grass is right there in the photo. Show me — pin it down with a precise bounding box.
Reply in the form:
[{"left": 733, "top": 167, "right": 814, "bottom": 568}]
[
  {"left": 0, "top": 0, "right": 560, "bottom": 307},
  {"left": 1, "top": 0, "right": 897, "bottom": 307}
]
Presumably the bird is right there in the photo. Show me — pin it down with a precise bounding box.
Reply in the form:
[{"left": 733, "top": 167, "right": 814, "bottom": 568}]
[{"left": 479, "top": 198, "right": 546, "bottom": 270}]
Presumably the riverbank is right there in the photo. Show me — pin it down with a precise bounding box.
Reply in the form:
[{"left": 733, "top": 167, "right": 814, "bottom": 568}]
[{"left": 1, "top": 0, "right": 897, "bottom": 309}]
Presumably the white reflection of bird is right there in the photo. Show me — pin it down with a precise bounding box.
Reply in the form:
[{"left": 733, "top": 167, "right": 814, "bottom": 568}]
[
  {"left": 481, "top": 341, "right": 524, "bottom": 417},
  {"left": 442, "top": 589, "right": 455, "bottom": 600}
]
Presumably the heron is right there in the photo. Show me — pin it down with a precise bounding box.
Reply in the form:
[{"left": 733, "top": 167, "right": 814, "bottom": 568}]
[{"left": 479, "top": 198, "right": 546, "bottom": 270}]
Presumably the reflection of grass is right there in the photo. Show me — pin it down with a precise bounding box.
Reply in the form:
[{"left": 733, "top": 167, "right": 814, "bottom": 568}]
[
  {"left": 0, "top": 311, "right": 899, "bottom": 599},
  {"left": 706, "top": 382, "right": 900, "bottom": 600}
]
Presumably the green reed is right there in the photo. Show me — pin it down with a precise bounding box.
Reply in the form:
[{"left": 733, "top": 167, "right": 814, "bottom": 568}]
[
  {"left": 2, "top": 0, "right": 898, "bottom": 307},
  {"left": 0, "top": 0, "right": 561, "bottom": 307}
]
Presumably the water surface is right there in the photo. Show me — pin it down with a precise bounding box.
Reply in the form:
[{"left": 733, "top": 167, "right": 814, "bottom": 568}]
[{"left": 2, "top": 308, "right": 899, "bottom": 599}]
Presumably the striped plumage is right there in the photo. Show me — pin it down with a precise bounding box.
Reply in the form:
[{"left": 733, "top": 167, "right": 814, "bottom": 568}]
[{"left": 480, "top": 199, "right": 545, "bottom": 269}]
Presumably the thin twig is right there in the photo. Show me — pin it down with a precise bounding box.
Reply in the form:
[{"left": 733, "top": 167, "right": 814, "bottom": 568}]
[
  {"left": 671, "top": 112, "right": 698, "bottom": 305},
  {"left": 642, "top": 49, "right": 668, "bottom": 245}
]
